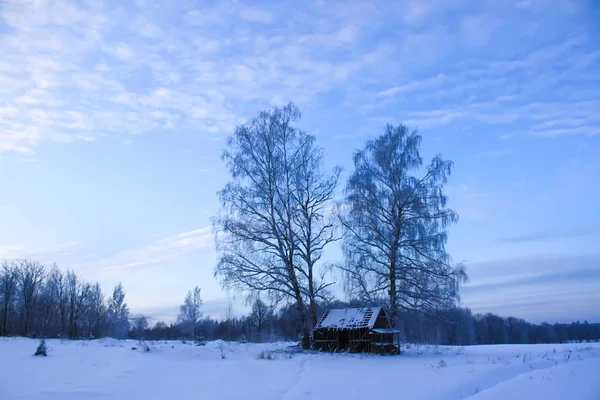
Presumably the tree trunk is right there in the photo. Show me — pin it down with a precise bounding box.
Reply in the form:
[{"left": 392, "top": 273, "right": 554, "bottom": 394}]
[
  {"left": 289, "top": 260, "right": 310, "bottom": 348},
  {"left": 295, "top": 297, "right": 310, "bottom": 349},
  {"left": 308, "top": 261, "right": 318, "bottom": 330},
  {"left": 23, "top": 299, "right": 29, "bottom": 337},
  {"left": 389, "top": 260, "right": 397, "bottom": 328},
  {"left": 2, "top": 301, "right": 8, "bottom": 335},
  {"left": 309, "top": 298, "right": 318, "bottom": 331}
]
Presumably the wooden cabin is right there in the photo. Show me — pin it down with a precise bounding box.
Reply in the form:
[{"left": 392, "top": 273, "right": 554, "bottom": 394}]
[{"left": 312, "top": 307, "right": 400, "bottom": 354}]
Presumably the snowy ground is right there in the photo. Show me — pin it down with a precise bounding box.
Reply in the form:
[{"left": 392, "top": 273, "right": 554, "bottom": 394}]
[{"left": 1, "top": 338, "right": 599, "bottom": 399}]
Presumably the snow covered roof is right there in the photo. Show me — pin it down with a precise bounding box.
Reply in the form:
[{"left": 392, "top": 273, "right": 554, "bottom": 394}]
[{"left": 315, "top": 307, "right": 382, "bottom": 330}]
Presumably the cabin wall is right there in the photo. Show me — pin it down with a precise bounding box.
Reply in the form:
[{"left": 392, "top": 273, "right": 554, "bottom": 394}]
[{"left": 313, "top": 328, "right": 371, "bottom": 352}]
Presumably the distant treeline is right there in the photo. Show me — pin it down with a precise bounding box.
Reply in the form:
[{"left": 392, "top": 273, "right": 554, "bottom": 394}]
[
  {"left": 135, "top": 302, "right": 600, "bottom": 346},
  {"left": 1, "top": 259, "right": 598, "bottom": 345}
]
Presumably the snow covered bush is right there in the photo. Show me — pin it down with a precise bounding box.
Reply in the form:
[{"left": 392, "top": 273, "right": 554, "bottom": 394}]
[
  {"left": 217, "top": 342, "right": 227, "bottom": 359},
  {"left": 194, "top": 335, "right": 206, "bottom": 346},
  {"left": 257, "top": 350, "right": 274, "bottom": 360},
  {"left": 34, "top": 339, "right": 47, "bottom": 356}
]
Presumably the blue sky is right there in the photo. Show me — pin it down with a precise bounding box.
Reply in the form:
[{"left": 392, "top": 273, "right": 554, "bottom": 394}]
[{"left": 1, "top": 0, "right": 599, "bottom": 324}]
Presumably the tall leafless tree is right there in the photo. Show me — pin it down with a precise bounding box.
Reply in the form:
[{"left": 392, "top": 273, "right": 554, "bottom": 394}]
[
  {"left": 107, "top": 282, "right": 129, "bottom": 338},
  {"left": 86, "top": 282, "right": 107, "bottom": 338},
  {"left": 15, "top": 259, "right": 45, "bottom": 336},
  {"left": 65, "top": 270, "right": 91, "bottom": 338},
  {"left": 291, "top": 134, "right": 341, "bottom": 329},
  {"left": 0, "top": 261, "right": 18, "bottom": 335},
  {"left": 341, "top": 124, "right": 467, "bottom": 326},
  {"left": 47, "top": 266, "right": 68, "bottom": 335},
  {"left": 248, "top": 297, "right": 274, "bottom": 341},
  {"left": 177, "top": 286, "right": 202, "bottom": 339},
  {"left": 214, "top": 103, "right": 338, "bottom": 348}
]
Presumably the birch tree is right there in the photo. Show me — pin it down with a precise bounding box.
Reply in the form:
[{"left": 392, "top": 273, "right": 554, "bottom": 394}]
[
  {"left": 291, "top": 134, "right": 340, "bottom": 329},
  {"left": 107, "top": 283, "right": 129, "bottom": 338},
  {"left": 65, "top": 270, "right": 91, "bottom": 338},
  {"left": 177, "top": 286, "right": 202, "bottom": 338},
  {"left": 47, "top": 266, "right": 68, "bottom": 336},
  {"left": 341, "top": 124, "right": 467, "bottom": 326},
  {"left": 214, "top": 103, "right": 338, "bottom": 348},
  {"left": 15, "top": 259, "right": 45, "bottom": 336},
  {"left": 0, "top": 262, "right": 17, "bottom": 335}
]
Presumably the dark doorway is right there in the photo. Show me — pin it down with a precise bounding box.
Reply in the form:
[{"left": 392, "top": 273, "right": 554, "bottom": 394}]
[{"left": 339, "top": 330, "right": 349, "bottom": 349}]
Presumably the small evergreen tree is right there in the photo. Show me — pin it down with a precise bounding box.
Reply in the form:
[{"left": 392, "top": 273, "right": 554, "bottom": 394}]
[{"left": 35, "top": 339, "right": 47, "bottom": 356}]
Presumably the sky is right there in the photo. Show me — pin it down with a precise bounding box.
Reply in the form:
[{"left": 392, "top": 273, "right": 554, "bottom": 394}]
[{"left": 1, "top": 0, "right": 599, "bottom": 324}]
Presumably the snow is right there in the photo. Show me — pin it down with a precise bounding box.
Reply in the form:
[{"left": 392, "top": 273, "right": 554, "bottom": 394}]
[
  {"left": 1, "top": 338, "right": 599, "bottom": 399},
  {"left": 371, "top": 327, "right": 401, "bottom": 333},
  {"left": 316, "top": 307, "right": 380, "bottom": 329}
]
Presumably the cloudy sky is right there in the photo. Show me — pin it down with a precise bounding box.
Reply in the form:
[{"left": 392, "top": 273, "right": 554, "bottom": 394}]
[{"left": 1, "top": 0, "right": 599, "bottom": 323}]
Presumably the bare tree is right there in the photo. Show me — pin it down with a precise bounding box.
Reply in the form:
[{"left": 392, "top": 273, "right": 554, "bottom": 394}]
[
  {"left": 132, "top": 314, "right": 149, "bottom": 340},
  {"left": 177, "top": 286, "right": 202, "bottom": 339},
  {"left": 225, "top": 300, "right": 233, "bottom": 340},
  {"left": 65, "top": 270, "right": 91, "bottom": 338},
  {"left": 107, "top": 283, "right": 129, "bottom": 338},
  {"left": 15, "top": 259, "right": 46, "bottom": 336},
  {"left": 248, "top": 297, "right": 274, "bottom": 342},
  {"left": 341, "top": 124, "right": 467, "bottom": 326},
  {"left": 291, "top": 134, "right": 341, "bottom": 329},
  {"left": 46, "top": 266, "right": 68, "bottom": 336},
  {"left": 0, "top": 262, "right": 18, "bottom": 335},
  {"left": 214, "top": 103, "right": 337, "bottom": 348},
  {"left": 86, "top": 282, "right": 107, "bottom": 338}
]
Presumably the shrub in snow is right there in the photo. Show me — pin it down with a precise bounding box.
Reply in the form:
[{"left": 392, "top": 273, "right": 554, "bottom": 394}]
[
  {"left": 217, "top": 342, "right": 227, "bottom": 359},
  {"left": 257, "top": 350, "right": 274, "bottom": 360},
  {"left": 132, "top": 341, "right": 151, "bottom": 352},
  {"left": 438, "top": 359, "right": 447, "bottom": 368},
  {"left": 194, "top": 335, "right": 206, "bottom": 346},
  {"left": 35, "top": 339, "right": 47, "bottom": 357},
  {"left": 565, "top": 350, "right": 572, "bottom": 363}
]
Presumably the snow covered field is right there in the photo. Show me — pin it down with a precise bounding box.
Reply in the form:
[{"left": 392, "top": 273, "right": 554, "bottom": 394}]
[{"left": 1, "top": 338, "right": 599, "bottom": 400}]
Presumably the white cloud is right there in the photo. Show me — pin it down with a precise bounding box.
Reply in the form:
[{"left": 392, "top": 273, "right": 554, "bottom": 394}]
[
  {"left": 531, "top": 126, "right": 600, "bottom": 137},
  {"left": 461, "top": 15, "right": 501, "bottom": 47},
  {"left": 0, "top": 241, "right": 79, "bottom": 260},
  {"left": 401, "top": 0, "right": 435, "bottom": 23},
  {"left": 334, "top": 26, "right": 358, "bottom": 43},
  {"left": 113, "top": 43, "right": 133, "bottom": 60},
  {"left": 0, "top": 0, "right": 597, "bottom": 156},
  {"left": 378, "top": 73, "right": 447, "bottom": 97},
  {"left": 476, "top": 148, "right": 516, "bottom": 158},
  {"left": 239, "top": 8, "right": 273, "bottom": 24},
  {"left": 131, "top": 16, "right": 163, "bottom": 38},
  {"left": 101, "top": 227, "right": 214, "bottom": 271}
]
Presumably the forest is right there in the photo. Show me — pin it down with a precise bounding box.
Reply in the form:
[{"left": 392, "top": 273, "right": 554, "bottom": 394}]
[{"left": 1, "top": 259, "right": 598, "bottom": 346}]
